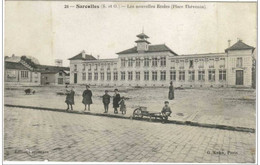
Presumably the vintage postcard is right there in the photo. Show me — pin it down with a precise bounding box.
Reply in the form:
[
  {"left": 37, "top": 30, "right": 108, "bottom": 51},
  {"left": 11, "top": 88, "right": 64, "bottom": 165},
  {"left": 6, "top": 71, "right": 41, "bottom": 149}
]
[{"left": 3, "top": 0, "right": 257, "bottom": 164}]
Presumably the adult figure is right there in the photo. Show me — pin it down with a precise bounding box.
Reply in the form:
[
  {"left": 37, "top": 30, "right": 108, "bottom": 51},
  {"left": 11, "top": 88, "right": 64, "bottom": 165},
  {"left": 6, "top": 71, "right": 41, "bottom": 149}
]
[
  {"left": 168, "top": 81, "right": 174, "bottom": 100},
  {"left": 82, "top": 85, "right": 93, "bottom": 111},
  {"left": 113, "top": 89, "right": 120, "bottom": 114},
  {"left": 65, "top": 86, "right": 75, "bottom": 111}
]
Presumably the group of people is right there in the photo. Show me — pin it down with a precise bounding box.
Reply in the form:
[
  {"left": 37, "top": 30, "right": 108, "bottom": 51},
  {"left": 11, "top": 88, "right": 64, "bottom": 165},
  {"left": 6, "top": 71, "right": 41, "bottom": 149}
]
[
  {"left": 64, "top": 81, "right": 175, "bottom": 121},
  {"left": 65, "top": 85, "right": 126, "bottom": 114}
]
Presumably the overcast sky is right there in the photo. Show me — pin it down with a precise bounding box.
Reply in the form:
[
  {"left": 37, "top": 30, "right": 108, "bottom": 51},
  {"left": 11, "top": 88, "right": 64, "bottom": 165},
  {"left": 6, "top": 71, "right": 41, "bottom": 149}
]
[{"left": 5, "top": 1, "right": 256, "bottom": 66}]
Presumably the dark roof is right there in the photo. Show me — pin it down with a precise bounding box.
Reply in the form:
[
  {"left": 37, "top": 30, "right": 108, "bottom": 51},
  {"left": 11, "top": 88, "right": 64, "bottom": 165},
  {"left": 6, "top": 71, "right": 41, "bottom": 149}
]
[
  {"left": 5, "top": 61, "right": 30, "bottom": 70},
  {"left": 136, "top": 33, "right": 149, "bottom": 39},
  {"left": 225, "top": 40, "right": 255, "bottom": 53},
  {"left": 135, "top": 39, "right": 151, "bottom": 44},
  {"left": 117, "top": 44, "right": 178, "bottom": 56},
  {"left": 68, "top": 51, "right": 97, "bottom": 61},
  {"left": 35, "top": 64, "right": 69, "bottom": 74}
]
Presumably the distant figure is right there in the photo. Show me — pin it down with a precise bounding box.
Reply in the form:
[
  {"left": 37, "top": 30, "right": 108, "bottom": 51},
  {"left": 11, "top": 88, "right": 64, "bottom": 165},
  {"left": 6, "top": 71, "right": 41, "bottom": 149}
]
[
  {"left": 161, "top": 101, "right": 172, "bottom": 123},
  {"left": 119, "top": 97, "right": 126, "bottom": 115},
  {"left": 113, "top": 89, "right": 120, "bottom": 114},
  {"left": 65, "top": 86, "right": 75, "bottom": 111},
  {"left": 168, "top": 81, "right": 174, "bottom": 100},
  {"left": 24, "top": 88, "right": 35, "bottom": 95},
  {"left": 82, "top": 85, "right": 93, "bottom": 111},
  {"left": 102, "top": 90, "right": 110, "bottom": 113}
]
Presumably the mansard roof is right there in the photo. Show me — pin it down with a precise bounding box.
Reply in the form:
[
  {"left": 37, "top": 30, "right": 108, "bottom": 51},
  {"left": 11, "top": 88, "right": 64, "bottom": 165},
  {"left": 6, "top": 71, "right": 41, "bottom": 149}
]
[
  {"left": 117, "top": 44, "right": 178, "bottom": 56},
  {"left": 68, "top": 51, "right": 97, "bottom": 60},
  {"left": 225, "top": 40, "right": 255, "bottom": 53}
]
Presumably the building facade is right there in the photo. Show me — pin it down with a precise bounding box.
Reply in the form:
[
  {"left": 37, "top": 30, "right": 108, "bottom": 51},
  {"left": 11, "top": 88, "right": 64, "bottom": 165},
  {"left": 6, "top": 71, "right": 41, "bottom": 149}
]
[
  {"left": 5, "top": 61, "right": 41, "bottom": 85},
  {"left": 69, "top": 33, "right": 255, "bottom": 87},
  {"left": 35, "top": 65, "right": 70, "bottom": 85},
  {"left": 4, "top": 56, "right": 70, "bottom": 86}
]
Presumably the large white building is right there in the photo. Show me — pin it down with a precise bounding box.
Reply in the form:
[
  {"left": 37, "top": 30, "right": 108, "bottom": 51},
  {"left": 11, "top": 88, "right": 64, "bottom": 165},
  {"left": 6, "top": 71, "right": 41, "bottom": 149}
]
[{"left": 69, "top": 33, "right": 255, "bottom": 87}]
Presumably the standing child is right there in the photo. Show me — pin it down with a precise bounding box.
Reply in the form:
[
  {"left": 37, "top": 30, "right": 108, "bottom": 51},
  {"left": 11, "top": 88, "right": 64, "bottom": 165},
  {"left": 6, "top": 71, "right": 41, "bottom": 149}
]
[
  {"left": 82, "top": 85, "right": 93, "bottom": 111},
  {"left": 119, "top": 97, "right": 126, "bottom": 115},
  {"left": 102, "top": 90, "right": 110, "bottom": 113},
  {"left": 113, "top": 89, "right": 120, "bottom": 114},
  {"left": 161, "top": 101, "right": 172, "bottom": 123},
  {"left": 65, "top": 86, "right": 75, "bottom": 111}
]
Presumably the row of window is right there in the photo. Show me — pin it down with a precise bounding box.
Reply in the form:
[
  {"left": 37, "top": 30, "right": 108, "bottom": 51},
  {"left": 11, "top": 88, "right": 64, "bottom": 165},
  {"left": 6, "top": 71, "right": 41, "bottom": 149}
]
[
  {"left": 74, "top": 57, "right": 243, "bottom": 71},
  {"left": 121, "top": 57, "right": 167, "bottom": 67},
  {"left": 82, "top": 70, "right": 226, "bottom": 81}
]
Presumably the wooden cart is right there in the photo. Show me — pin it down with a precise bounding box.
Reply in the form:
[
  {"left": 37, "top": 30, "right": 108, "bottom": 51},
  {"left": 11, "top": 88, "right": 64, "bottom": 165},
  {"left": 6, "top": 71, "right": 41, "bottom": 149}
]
[{"left": 132, "top": 106, "right": 163, "bottom": 121}]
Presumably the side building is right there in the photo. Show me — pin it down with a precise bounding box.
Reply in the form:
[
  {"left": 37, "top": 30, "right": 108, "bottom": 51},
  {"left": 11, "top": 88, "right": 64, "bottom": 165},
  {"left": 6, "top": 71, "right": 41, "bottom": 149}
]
[
  {"left": 5, "top": 61, "right": 41, "bottom": 85},
  {"left": 69, "top": 33, "right": 255, "bottom": 87}
]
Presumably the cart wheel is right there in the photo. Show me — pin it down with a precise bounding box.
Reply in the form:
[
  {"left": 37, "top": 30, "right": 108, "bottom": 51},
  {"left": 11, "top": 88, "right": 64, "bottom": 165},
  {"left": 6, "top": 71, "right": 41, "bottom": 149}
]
[{"left": 133, "top": 108, "right": 143, "bottom": 118}]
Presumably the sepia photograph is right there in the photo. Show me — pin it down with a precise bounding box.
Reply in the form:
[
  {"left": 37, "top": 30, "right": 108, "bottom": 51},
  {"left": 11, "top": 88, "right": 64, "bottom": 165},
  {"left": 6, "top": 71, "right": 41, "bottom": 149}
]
[{"left": 3, "top": 1, "right": 257, "bottom": 164}]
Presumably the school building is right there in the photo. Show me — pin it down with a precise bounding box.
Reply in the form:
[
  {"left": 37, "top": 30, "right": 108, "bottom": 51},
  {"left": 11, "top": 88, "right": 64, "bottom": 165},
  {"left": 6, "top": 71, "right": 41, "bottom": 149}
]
[{"left": 69, "top": 32, "right": 255, "bottom": 87}]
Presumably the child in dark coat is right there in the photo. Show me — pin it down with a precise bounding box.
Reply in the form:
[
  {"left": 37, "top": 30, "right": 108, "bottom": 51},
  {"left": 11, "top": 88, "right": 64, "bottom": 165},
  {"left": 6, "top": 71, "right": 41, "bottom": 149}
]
[
  {"left": 119, "top": 97, "right": 126, "bottom": 115},
  {"left": 102, "top": 90, "right": 110, "bottom": 113},
  {"left": 82, "top": 85, "right": 93, "bottom": 111},
  {"left": 113, "top": 89, "right": 120, "bottom": 114},
  {"left": 65, "top": 86, "right": 75, "bottom": 111}
]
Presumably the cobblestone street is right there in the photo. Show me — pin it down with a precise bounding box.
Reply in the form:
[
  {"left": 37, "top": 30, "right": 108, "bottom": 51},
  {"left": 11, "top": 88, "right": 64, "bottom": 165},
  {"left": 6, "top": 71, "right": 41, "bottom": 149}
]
[{"left": 4, "top": 107, "right": 255, "bottom": 163}]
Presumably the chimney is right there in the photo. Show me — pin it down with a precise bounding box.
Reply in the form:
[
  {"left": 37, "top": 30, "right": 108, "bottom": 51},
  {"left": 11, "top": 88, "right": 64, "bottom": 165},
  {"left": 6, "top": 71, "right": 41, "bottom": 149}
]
[
  {"left": 81, "top": 50, "right": 86, "bottom": 58},
  {"left": 228, "top": 40, "right": 231, "bottom": 47}
]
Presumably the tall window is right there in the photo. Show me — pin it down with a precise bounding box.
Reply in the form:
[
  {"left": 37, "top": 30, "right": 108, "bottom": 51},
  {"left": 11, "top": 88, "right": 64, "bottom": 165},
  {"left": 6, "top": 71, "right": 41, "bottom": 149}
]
[
  {"left": 107, "top": 72, "right": 111, "bottom": 81},
  {"left": 88, "top": 64, "right": 91, "bottom": 71},
  {"left": 188, "top": 71, "right": 195, "bottom": 81},
  {"left": 95, "top": 64, "right": 98, "bottom": 70},
  {"left": 121, "top": 58, "right": 126, "bottom": 67},
  {"left": 144, "top": 58, "right": 149, "bottom": 67},
  {"left": 88, "top": 73, "right": 92, "bottom": 80},
  {"left": 136, "top": 72, "right": 140, "bottom": 81},
  {"left": 152, "top": 71, "right": 157, "bottom": 81},
  {"left": 128, "top": 71, "right": 133, "bottom": 80},
  {"left": 180, "top": 60, "right": 184, "bottom": 69},
  {"left": 160, "top": 71, "right": 166, "bottom": 80},
  {"left": 161, "top": 57, "right": 166, "bottom": 67},
  {"left": 219, "top": 58, "right": 225, "bottom": 68},
  {"left": 94, "top": 73, "right": 98, "bottom": 80},
  {"left": 101, "top": 73, "right": 104, "bottom": 80},
  {"left": 113, "top": 72, "right": 118, "bottom": 80},
  {"left": 74, "top": 64, "right": 77, "bottom": 71},
  {"left": 152, "top": 58, "right": 157, "bottom": 67},
  {"left": 198, "top": 71, "right": 205, "bottom": 81},
  {"left": 144, "top": 71, "right": 149, "bottom": 80},
  {"left": 136, "top": 58, "right": 140, "bottom": 67},
  {"left": 128, "top": 58, "right": 133, "bottom": 67},
  {"left": 208, "top": 70, "right": 215, "bottom": 81},
  {"left": 209, "top": 59, "right": 214, "bottom": 68},
  {"left": 107, "top": 63, "right": 111, "bottom": 70},
  {"left": 171, "top": 61, "right": 176, "bottom": 69},
  {"left": 121, "top": 72, "right": 125, "bottom": 80},
  {"left": 21, "top": 71, "right": 29, "bottom": 78},
  {"left": 219, "top": 70, "right": 226, "bottom": 81},
  {"left": 82, "top": 73, "right": 86, "bottom": 80},
  {"left": 83, "top": 64, "right": 86, "bottom": 71},
  {"left": 199, "top": 59, "right": 204, "bottom": 68},
  {"left": 170, "top": 71, "right": 176, "bottom": 81},
  {"left": 236, "top": 57, "right": 243, "bottom": 67},
  {"left": 189, "top": 60, "right": 194, "bottom": 68},
  {"left": 179, "top": 71, "right": 185, "bottom": 81}
]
